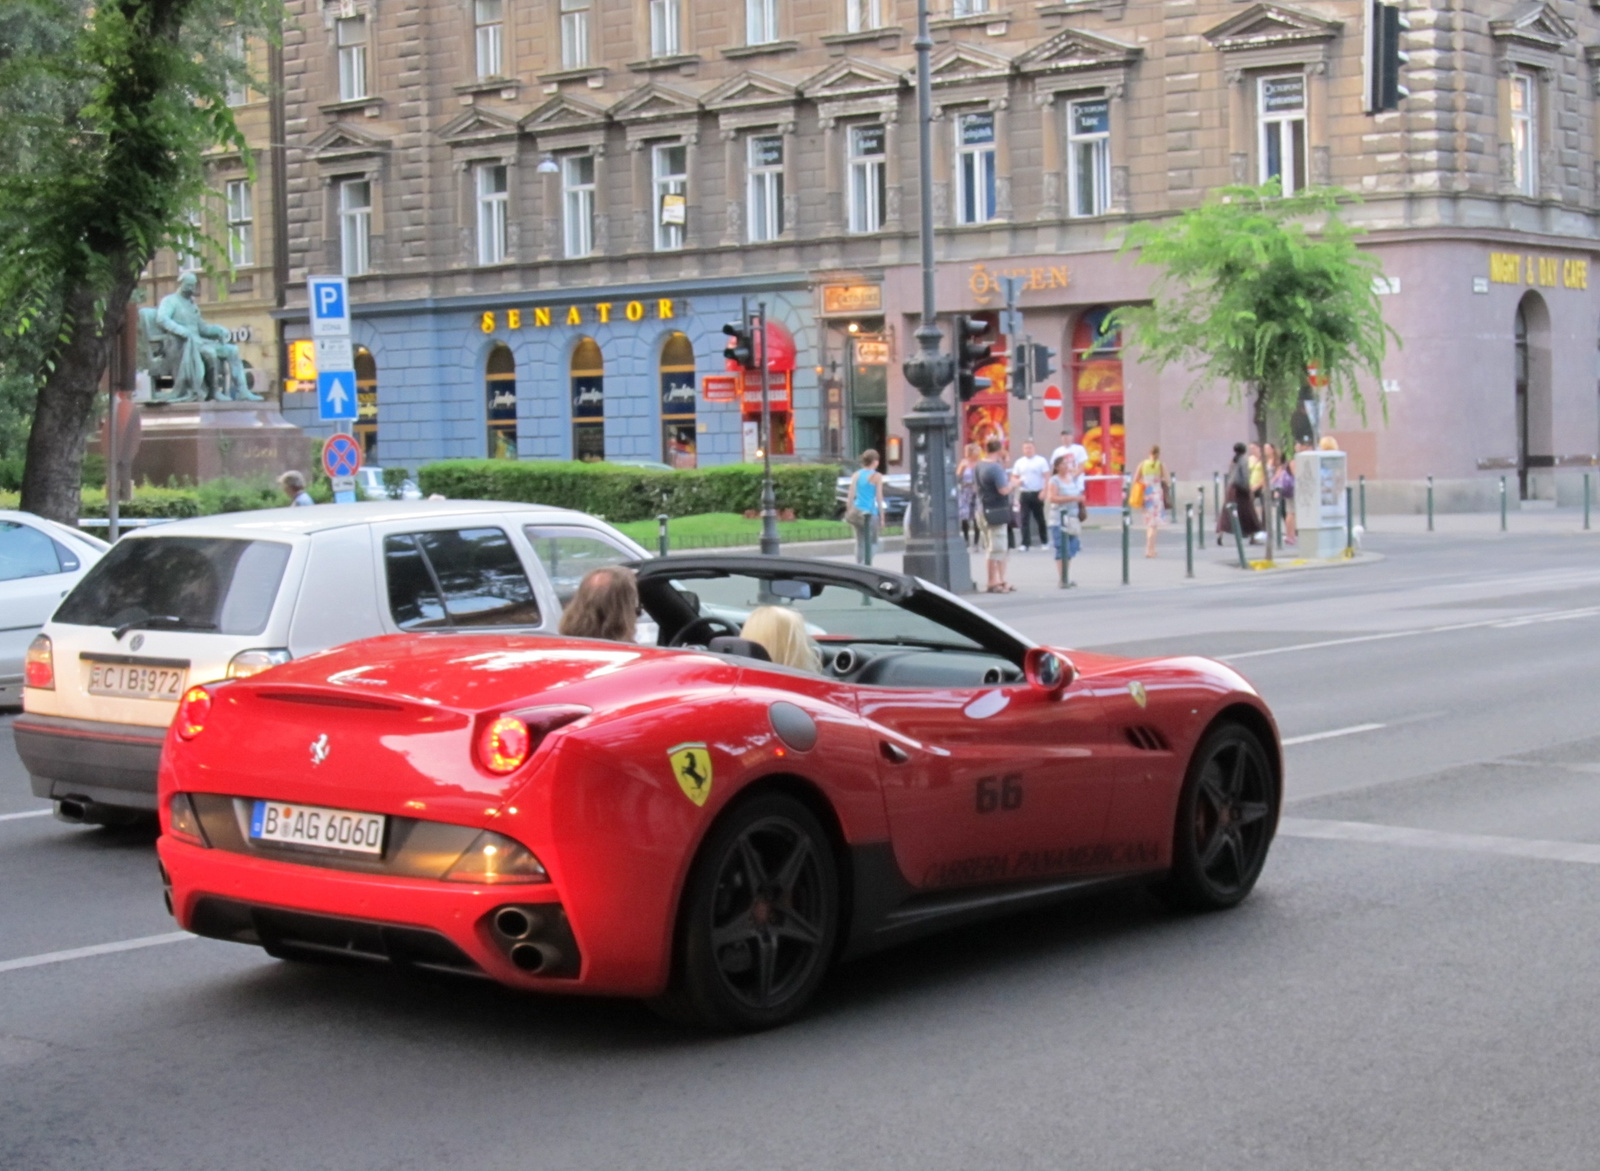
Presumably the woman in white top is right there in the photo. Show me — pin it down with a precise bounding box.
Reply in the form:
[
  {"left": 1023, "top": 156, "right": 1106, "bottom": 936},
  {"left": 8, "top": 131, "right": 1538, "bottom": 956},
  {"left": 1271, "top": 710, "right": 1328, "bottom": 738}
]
[{"left": 1044, "top": 453, "right": 1083, "bottom": 574}]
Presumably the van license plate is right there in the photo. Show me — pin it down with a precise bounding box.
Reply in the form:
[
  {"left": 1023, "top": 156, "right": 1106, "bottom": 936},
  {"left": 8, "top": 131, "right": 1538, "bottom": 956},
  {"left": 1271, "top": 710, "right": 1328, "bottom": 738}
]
[
  {"left": 249, "top": 800, "right": 386, "bottom": 856},
  {"left": 87, "top": 663, "right": 187, "bottom": 701}
]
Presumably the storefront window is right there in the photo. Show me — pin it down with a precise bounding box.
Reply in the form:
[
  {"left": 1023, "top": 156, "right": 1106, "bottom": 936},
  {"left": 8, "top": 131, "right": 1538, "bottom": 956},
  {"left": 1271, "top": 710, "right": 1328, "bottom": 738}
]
[
  {"left": 1071, "top": 306, "right": 1125, "bottom": 506},
  {"left": 571, "top": 336, "right": 604, "bottom": 461},
  {"left": 355, "top": 347, "right": 378, "bottom": 464},
  {"left": 660, "top": 331, "right": 697, "bottom": 468},
  {"left": 486, "top": 344, "right": 517, "bottom": 459}
]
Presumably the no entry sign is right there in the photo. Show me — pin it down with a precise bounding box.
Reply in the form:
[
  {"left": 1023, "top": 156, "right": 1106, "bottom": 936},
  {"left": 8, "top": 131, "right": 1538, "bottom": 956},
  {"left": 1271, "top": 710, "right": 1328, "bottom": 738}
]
[
  {"left": 1041, "top": 384, "right": 1063, "bottom": 422},
  {"left": 322, "top": 433, "right": 363, "bottom": 479}
]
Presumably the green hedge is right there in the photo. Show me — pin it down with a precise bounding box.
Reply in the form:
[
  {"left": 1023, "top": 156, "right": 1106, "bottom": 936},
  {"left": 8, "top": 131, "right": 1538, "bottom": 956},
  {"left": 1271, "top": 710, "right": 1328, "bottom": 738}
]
[{"left": 417, "top": 460, "right": 838, "bottom": 523}]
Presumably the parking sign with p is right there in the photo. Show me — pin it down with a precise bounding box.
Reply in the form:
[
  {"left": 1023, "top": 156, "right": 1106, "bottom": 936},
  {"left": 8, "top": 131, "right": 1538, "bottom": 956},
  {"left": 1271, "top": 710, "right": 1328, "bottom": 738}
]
[{"left": 308, "top": 276, "right": 350, "bottom": 338}]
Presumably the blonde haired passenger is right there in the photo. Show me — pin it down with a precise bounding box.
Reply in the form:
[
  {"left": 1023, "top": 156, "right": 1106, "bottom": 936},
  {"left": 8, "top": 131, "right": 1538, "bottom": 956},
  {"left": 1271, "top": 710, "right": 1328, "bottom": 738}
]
[{"left": 740, "top": 606, "right": 820, "bottom": 673}]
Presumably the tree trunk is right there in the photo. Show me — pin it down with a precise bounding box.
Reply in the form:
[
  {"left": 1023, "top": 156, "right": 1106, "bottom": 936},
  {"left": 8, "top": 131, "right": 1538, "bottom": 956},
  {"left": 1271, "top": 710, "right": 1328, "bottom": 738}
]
[
  {"left": 20, "top": 270, "right": 139, "bottom": 524},
  {"left": 1254, "top": 384, "right": 1273, "bottom": 563}
]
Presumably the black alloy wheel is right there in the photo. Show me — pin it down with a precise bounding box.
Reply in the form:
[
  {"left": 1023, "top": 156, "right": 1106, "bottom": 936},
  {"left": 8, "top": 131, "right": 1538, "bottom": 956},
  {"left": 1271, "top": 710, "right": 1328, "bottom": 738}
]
[
  {"left": 1161, "top": 722, "right": 1277, "bottom": 911},
  {"left": 662, "top": 793, "right": 838, "bottom": 1031}
]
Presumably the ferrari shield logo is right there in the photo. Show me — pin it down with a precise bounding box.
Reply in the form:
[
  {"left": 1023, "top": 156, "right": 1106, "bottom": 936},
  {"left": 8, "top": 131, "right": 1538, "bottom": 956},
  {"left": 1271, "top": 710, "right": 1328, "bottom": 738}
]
[
  {"left": 668, "top": 742, "right": 713, "bottom": 806},
  {"left": 1128, "top": 681, "right": 1148, "bottom": 709}
]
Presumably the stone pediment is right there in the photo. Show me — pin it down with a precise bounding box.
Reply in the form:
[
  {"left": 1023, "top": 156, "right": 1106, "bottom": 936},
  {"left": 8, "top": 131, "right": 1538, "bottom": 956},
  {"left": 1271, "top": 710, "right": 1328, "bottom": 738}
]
[
  {"left": 1204, "top": 3, "right": 1342, "bottom": 52},
  {"left": 1491, "top": 3, "right": 1577, "bottom": 51},
  {"left": 1016, "top": 28, "right": 1142, "bottom": 75},
  {"left": 610, "top": 81, "right": 702, "bottom": 126},
  {"left": 703, "top": 70, "right": 798, "bottom": 112},
  {"left": 437, "top": 106, "right": 520, "bottom": 145},
  {"left": 800, "top": 57, "right": 906, "bottom": 100},
  {"left": 925, "top": 43, "right": 1013, "bottom": 87},
  {"left": 518, "top": 92, "right": 610, "bottom": 135},
  {"left": 308, "top": 122, "right": 391, "bottom": 162}
]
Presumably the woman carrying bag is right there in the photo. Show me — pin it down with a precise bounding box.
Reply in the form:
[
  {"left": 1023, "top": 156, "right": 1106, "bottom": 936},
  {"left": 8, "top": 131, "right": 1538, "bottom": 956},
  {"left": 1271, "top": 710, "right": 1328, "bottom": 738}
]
[
  {"left": 1045, "top": 452, "right": 1083, "bottom": 582},
  {"left": 1133, "top": 445, "right": 1168, "bottom": 558}
]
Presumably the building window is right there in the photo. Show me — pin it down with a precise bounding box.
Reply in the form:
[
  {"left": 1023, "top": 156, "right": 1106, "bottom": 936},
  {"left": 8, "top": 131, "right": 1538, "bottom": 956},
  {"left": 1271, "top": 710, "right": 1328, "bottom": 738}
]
[
  {"left": 1510, "top": 72, "right": 1536, "bottom": 197},
  {"left": 474, "top": 0, "right": 503, "bottom": 78},
  {"left": 476, "top": 163, "right": 509, "bottom": 265},
  {"left": 178, "top": 208, "right": 203, "bottom": 274},
  {"left": 845, "top": 0, "right": 880, "bottom": 32},
  {"left": 560, "top": 0, "right": 590, "bottom": 68},
  {"left": 952, "top": 0, "right": 988, "bottom": 15},
  {"left": 225, "top": 180, "right": 254, "bottom": 267},
  {"left": 956, "top": 111, "right": 997, "bottom": 224},
  {"left": 340, "top": 178, "right": 371, "bottom": 276},
  {"left": 563, "top": 154, "right": 596, "bottom": 258},
  {"left": 747, "top": 134, "right": 784, "bottom": 242},
  {"left": 1067, "top": 97, "right": 1110, "bottom": 218},
  {"left": 571, "top": 336, "right": 605, "bottom": 460},
  {"left": 848, "top": 124, "right": 886, "bottom": 234},
  {"left": 746, "top": 0, "right": 778, "bottom": 45},
  {"left": 1258, "top": 74, "right": 1307, "bottom": 195},
  {"left": 225, "top": 30, "right": 249, "bottom": 106},
  {"left": 649, "top": 0, "right": 680, "bottom": 57},
  {"left": 355, "top": 347, "right": 379, "bottom": 464},
  {"left": 336, "top": 16, "right": 368, "bottom": 102},
  {"left": 486, "top": 343, "right": 517, "bottom": 459},
  {"left": 653, "top": 143, "right": 687, "bottom": 251},
  {"left": 660, "top": 331, "right": 697, "bottom": 468}
]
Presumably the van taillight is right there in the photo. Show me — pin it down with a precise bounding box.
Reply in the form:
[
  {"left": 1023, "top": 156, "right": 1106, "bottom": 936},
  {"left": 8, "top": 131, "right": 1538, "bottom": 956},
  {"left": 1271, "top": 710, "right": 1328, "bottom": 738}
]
[{"left": 24, "top": 635, "right": 53, "bottom": 690}]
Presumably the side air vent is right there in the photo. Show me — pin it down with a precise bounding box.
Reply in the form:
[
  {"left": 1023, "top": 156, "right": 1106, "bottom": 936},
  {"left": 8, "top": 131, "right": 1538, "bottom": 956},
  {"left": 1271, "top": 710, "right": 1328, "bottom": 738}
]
[{"left": 1124, "top": 726, "right": 1170, "bottom": 752}]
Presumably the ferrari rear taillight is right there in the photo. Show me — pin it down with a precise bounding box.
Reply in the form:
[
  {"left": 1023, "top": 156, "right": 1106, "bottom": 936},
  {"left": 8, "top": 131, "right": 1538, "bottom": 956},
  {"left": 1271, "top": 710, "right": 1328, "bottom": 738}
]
[
  {"left": 474, "top": 705, "right": 590, "bottom": 775},
  {"left": 24, "top": 635, "right": 53, "bottom": 690},
  {"left": 176, "top": 686, "right": 213, "bottom": 740},
  {"left": 444, "top": 830, "right": 549, "bottom": 884},
  {"left": 166, "top": 793, "right": 208, "bottom": 847}
]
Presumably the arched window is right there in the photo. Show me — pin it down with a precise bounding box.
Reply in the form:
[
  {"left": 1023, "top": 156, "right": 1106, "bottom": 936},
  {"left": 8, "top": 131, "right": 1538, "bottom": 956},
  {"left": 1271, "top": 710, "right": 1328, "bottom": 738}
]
[
  {"left": 1070, "top": 306, "right": 1125, "bottom": 506},
  {"left": 354, "top": 347, "right": 378, "bottom": 463},
  {"left": 571, "top": 337, "right": 604, "bottom": 461},
  {"left": 486, "top": 343, "right": 517, "bottom": 459},
  {"left": 1514, "top": 293, "right": 1551, "bottom": 500},
  {"left": 659, "top": 331, "right": 696, "bottom": 468}
]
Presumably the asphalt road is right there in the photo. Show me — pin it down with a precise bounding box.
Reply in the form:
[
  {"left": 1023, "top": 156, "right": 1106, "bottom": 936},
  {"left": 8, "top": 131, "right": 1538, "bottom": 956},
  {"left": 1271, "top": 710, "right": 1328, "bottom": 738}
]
[{"left": 4, "top": 525, "right": 1600, "bottom": 1170}]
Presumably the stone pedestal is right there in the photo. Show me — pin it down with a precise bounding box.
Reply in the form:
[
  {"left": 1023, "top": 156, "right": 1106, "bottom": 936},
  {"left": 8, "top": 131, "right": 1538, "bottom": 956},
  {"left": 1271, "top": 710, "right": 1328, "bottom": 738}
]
[{"left": 119, "top": 400, "right": 309, "bottom": 485}]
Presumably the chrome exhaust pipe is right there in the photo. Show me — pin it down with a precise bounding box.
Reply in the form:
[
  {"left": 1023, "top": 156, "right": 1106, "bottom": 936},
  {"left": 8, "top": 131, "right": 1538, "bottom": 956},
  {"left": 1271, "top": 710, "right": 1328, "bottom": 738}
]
[
  {"left": 493, "top": 907, "right": 533, "bottom": 939},
  {"left": 508, "top": 942, "right": 547, "bottom": 973},
  {"left": 55, "top": 799, "right": 88, "bottom": 824}
]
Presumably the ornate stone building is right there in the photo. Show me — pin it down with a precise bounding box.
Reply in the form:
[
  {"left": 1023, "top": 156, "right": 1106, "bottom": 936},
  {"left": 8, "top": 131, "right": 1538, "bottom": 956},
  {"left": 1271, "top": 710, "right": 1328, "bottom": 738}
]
[{"left": 277, "top": 0, "right": 1600, "bottom": 502}]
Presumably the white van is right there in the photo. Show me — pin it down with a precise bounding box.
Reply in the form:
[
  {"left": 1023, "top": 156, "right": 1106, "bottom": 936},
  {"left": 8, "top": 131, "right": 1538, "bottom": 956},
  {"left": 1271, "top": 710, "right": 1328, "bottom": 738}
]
[{"left": 15, "top": 500, "right": 648, "bottom": 823}]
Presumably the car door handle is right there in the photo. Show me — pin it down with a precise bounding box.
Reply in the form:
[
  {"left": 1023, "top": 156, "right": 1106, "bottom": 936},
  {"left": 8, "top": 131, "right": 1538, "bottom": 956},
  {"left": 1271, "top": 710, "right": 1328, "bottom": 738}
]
[{"left": 879, "top": 740, "right": 909, "bottom": 764}]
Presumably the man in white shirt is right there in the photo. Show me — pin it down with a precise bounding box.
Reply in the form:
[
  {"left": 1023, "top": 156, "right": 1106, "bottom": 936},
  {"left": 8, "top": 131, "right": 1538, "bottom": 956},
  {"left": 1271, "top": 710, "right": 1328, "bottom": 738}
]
[
  {"left": 1010, "top": 440, "right": 1051, "bottom": 550},
  {"left": 1050, "top": 429, "right": 1090, "bottom": 496}
]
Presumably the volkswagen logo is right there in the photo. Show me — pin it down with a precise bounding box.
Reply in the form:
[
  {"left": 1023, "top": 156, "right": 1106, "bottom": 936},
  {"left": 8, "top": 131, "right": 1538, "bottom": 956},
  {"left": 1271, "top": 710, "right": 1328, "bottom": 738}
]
[
  {"left": 309, "top": 733, "right": 331, "bottom": 766},
  {"left": 129, "top": 634, "right": 145, "bottom": 651}
]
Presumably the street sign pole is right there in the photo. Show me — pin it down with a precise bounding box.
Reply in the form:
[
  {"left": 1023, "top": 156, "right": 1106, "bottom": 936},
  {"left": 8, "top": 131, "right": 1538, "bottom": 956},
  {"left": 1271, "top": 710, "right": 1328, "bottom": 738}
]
[{"left": 307, "top": 275, "right": 357, "bottom": 452}]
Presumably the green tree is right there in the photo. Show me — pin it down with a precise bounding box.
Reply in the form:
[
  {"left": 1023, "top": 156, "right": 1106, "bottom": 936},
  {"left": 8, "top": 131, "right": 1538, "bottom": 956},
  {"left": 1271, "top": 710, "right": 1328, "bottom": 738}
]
[
  {"left": 0, "top": 0, "right": 278, "bottom": 522},
  {"left": 1113, "top": 180, "right": 1398, "bottom": 559}
]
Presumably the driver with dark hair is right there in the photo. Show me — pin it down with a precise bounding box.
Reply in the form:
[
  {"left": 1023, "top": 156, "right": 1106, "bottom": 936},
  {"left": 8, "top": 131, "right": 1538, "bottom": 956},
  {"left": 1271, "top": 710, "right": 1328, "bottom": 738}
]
[{"left": 558, "top": 566, "right": 638, "bottom": 643}]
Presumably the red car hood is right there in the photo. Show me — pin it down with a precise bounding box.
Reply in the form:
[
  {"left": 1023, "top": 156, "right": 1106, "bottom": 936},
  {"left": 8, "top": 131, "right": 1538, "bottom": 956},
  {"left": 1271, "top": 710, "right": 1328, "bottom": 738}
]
[{"left": 168, "top": 635, "right": 737, "bottom": 820}]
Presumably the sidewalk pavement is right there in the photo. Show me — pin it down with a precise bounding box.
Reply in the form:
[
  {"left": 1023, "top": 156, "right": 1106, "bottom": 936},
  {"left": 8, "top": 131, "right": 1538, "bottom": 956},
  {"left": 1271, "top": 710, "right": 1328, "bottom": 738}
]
[{"left": 1360, "top": 506, "right": 1600, "bottom": 537}]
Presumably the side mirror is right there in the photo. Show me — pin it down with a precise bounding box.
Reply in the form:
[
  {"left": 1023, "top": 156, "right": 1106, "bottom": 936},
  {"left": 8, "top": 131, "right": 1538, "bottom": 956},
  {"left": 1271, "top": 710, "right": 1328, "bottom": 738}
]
[{"left": 1024, "top": 647, "right": 1075, "bottom": 695}]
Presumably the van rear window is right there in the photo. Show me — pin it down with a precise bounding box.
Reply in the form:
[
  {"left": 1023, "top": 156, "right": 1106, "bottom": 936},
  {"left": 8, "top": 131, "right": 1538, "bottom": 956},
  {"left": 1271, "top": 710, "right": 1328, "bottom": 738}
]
[{"left": 55, "top": 537, "right": 291, "bottom": 636}]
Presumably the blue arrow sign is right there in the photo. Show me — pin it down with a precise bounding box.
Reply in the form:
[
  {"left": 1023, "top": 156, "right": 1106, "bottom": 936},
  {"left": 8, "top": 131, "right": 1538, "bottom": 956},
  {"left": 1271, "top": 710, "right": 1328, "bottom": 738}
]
[{"left": 318, "top": 370, "right": 358, "bottom": 421}]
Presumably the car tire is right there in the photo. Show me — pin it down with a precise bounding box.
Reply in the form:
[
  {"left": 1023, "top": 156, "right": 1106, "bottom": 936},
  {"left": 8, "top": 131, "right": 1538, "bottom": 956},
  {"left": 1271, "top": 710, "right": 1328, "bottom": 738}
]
[
  {"left": 657, "top": 793, "right": 839, "bottom": 1031},
  {"left": 1159, "top": 722, "right": 1277, "bottom": 912}
]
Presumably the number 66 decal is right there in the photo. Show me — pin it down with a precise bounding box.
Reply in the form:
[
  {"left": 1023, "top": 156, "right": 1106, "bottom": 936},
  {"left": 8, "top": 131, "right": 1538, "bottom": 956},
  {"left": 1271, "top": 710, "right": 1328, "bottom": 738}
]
[{"left": 975, "top": 773, "right": 1023, "bottom": 814}]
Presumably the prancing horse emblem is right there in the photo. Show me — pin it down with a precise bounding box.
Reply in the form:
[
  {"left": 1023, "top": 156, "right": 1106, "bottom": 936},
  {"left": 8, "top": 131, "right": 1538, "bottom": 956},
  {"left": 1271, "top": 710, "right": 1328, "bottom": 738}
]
[{"left": 309, "top": 733, "right": 331, "bottom": 766}]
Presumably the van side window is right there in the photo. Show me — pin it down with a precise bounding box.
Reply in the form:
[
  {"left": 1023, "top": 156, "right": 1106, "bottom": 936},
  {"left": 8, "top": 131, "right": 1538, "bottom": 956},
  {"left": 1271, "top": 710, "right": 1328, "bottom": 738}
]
[
  {"left": 524, "top": 527, "right": 632, "bottom": 607},
  {"left": 383, "top": 528, "right": 540, "bottom": 630},
  {"left": 0, "top": 522, "right": 64, "bottom": 581}
]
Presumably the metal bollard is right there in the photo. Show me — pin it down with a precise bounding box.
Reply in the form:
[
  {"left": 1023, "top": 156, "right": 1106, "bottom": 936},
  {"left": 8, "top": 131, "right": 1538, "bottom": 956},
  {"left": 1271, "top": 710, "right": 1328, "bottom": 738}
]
[
  {"left": 1196, "top": 487, "right": 1205, "bottom": 543},
  {"left": 1057, "top": 527, "right": 1073, "bottom": 589},
  {"left": 1359, "top": 475, "right": 1367, "bottom": 529},
  {"left": 1345, "top": 487, "right": 1355, "bottom": 553},
  {"left": 1271, "top": 488, "right": 1282, "bottom": 550},
  {"left": 1212, "top": 472, "right": 1221, "bottom": 519},
  {"left": 1185, "top": 503, "right": 1195, "bottom": 579},
  {"left": 1586, "top": 473, "right": 1593, "bottom": 532},
  {"left": 657, "top": 513, "right": 670, "bottom": 556},
  {"left": 1427, "top": 476, "right": 1434, "bottom": 532},
  {"left": 1228, "top": 504, "right": 1249, "bottom": 568},
  {"left": 1500, "top": 476, "right": 1507, "bottom": 532},
  {"left": 1121, "top": 506, "right": 1131, "bottom": 585}
]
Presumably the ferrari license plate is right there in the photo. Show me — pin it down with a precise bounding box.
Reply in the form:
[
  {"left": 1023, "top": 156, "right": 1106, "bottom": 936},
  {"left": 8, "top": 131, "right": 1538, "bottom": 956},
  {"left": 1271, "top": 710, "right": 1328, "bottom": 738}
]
[
  {"left": 249, "top": 800, "right": 386, "bottom": 856},
  {"left": 87, "top": 662, "right": 187, "bottom": 701}
]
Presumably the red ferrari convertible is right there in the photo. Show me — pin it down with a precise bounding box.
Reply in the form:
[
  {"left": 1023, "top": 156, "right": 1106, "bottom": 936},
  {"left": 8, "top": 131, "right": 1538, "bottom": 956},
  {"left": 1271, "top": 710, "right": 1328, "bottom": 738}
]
[{"left": 156, "top": 556, "right": 1280, "bottom": 1030}]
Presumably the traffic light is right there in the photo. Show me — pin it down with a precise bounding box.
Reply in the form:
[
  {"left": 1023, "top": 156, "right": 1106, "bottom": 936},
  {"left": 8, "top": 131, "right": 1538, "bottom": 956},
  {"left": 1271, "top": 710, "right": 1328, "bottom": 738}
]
[
  {"left": 1008, "top": 342, "right": 1030, "bottom": 401},
  {"left": 955, "top": 315, "right": 993, "bottom": 402},
  {"left": 722, "top": 319, "right": 756, "bottom": 369},
  {"left": 1365, "top": 0, "right": 1409, "bottom": 114},
  {"left": 1032, "top": 345, "right": 1056, "bottom": 384}
]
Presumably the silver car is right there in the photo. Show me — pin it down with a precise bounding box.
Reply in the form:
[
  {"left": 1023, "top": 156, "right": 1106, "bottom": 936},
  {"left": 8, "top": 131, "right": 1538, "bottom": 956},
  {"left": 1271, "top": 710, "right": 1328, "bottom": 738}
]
[{"left": 0, "top": 511, "right": 107, "bottom": 707}]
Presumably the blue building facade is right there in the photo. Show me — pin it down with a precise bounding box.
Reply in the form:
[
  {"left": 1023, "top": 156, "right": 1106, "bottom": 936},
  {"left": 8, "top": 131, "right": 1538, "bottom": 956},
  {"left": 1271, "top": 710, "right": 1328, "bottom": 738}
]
[{"left": 281, "top": 276, "right": 821, "bottom": 474}]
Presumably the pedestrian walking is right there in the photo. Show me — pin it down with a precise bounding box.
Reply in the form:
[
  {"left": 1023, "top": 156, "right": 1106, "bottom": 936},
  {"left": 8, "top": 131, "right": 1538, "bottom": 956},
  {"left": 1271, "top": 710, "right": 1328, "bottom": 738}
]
[
  {"left": 845, "top": 449, "right": 885, "bottom": 565},
  {"left": 1220, "top": 442, "right": 1262, "bottom": 543},
  {"left": 278, "top": 470, "right": 314, "bottom": 507},
  {"left": 1045, "top": 452, "right": 1083, "bottom": 578},
  {"left": 1010, "top": 440, "right": 1051, "bottom": 551},
  {"left": 956, "top": 442, "right": 982, "bottom": 548},
  {"left": 975, "top": 437, "right": 1018, "bottom": 593},
  {"left": 1272, "top": 449, "right": 1297, "bottom": 545},
  {"left": 1133, "top": 445, "right": 1168, "bottom": 558}
]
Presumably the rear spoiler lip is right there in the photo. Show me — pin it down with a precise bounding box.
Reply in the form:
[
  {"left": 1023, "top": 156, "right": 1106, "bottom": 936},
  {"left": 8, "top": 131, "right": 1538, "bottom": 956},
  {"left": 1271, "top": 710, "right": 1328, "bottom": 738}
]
[{"left": 238, "top": 680, "right": 453, "bottom": 714}]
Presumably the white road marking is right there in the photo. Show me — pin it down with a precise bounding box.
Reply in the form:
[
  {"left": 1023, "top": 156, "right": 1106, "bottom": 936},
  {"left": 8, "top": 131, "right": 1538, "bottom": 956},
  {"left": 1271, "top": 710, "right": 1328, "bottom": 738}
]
[
  {"left": 0, "top": 932, "right": 193, "bottom": 975},
  {"left": 1225, "top": 606, "right": 1600, "bottom": 661},
  {"left": 1279, "top": 818, "right": 1600, "bottom": 866},
  {"left": 1281, "top": 723, "right": 1386, "bottom": 747},
  {"left": 0, "top": 809, "right": 52, "bottom": 823}
]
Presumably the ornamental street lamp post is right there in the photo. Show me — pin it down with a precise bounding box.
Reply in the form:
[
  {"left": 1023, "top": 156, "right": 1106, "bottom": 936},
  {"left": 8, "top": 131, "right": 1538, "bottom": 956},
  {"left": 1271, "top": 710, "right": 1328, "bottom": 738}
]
[{"left": 900, "top": 0, "right": 973, "bottom": 593}]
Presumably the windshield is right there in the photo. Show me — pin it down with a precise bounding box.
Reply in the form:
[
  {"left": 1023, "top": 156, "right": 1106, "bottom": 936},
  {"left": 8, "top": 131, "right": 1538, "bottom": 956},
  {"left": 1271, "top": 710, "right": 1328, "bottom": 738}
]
[
  {"left": 55, "top": 536, "right": 291, "bottom": 636},
  {"left": 672, "top": 572, "right": 981, "bottom": 650}
]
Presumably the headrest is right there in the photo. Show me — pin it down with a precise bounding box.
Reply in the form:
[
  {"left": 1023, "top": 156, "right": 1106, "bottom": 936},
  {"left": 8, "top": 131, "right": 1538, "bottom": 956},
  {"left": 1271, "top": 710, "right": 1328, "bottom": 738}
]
[{"left": 707, "top": 636, "right": 772, "bottom": 662}]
